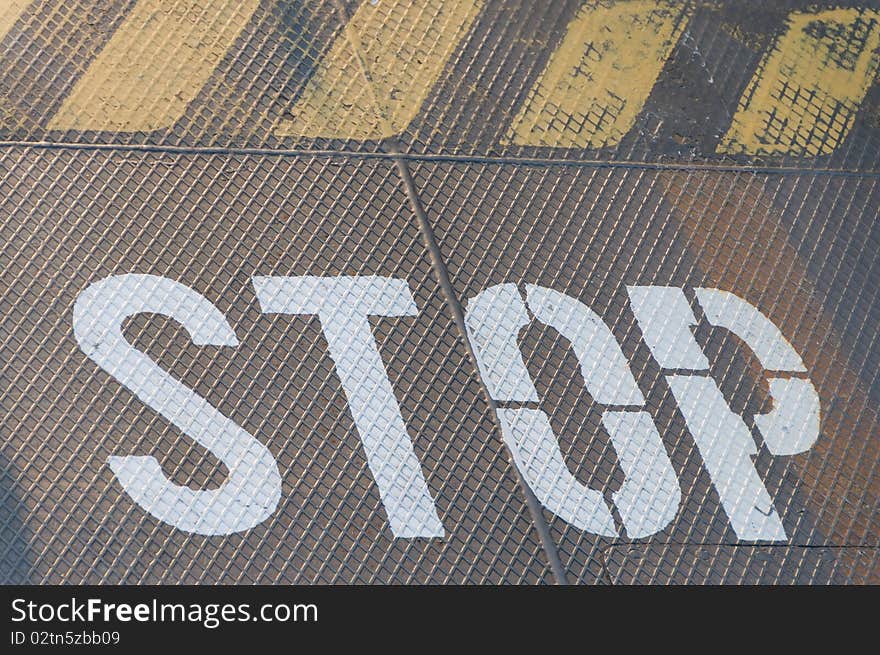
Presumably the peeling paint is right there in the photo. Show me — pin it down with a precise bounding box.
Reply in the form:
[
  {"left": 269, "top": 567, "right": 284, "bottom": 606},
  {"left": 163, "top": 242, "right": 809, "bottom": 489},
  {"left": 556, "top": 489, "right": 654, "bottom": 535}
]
[
  {"left": 0, "top": 0, "right": 30, "bottom": 42},
  {"left": 506, "top": 0, "right": 691, "bottom": 149},
  {"left": 718, "top": 8, "right": 880, "bottom": 156}
]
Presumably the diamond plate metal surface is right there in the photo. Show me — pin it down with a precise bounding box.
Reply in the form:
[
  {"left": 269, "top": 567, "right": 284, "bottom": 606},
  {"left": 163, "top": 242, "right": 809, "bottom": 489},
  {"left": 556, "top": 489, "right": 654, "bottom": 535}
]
[{"left": 603, "top": 544, "right": 878, "bottom": 584}]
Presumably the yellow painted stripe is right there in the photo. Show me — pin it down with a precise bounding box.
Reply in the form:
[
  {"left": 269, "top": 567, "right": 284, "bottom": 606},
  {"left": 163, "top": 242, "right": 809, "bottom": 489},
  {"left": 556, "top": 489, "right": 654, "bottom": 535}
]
[
  {"left": 48, "top": 0, "right": 259, "bottom": 132},
  {"left": 0, "top": 0, "right": 31, "bottom": 41},
  {"left": 718, "top": 8, "right": 880, "bottom": 156},
  {"left": 506, "top": 0, "right": 690, "bottom": 149},
  {"left": 276, "top": 0, "right": 482, "bottom": 139}
]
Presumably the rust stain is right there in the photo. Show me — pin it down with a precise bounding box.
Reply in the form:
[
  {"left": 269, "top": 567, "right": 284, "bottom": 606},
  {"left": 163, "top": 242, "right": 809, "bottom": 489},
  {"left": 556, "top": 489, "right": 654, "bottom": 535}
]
[
  {"left": 718, "top": 8, "right": 880, "bottom": 156},
  {"left": 660, "top": 171, "right": 878, "bottom": 580}
]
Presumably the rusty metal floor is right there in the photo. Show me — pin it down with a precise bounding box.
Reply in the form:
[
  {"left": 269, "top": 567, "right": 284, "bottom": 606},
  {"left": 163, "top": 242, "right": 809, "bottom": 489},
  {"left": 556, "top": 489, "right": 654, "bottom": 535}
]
[{"left": 1, "top": 0, "right": 878, "bottom": 584}]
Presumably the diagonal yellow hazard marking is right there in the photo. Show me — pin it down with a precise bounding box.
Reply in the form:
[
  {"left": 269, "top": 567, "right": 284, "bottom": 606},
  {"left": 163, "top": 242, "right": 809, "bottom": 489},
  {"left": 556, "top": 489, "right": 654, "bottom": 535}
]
[
  {"left": 506, "top": 0, "right": 690, "bottom": 149},
  {"left": 276, "top": 0, "right": 482, "bottom": 140},
  {"left": 47, "top": 0, "right": 259, "bottom": 132},
  {"left": 0, "top": 0, "right": 31, "bottom": 41},
  {"left": 718, "top": 8, "right": 880, "bottom": 156}
]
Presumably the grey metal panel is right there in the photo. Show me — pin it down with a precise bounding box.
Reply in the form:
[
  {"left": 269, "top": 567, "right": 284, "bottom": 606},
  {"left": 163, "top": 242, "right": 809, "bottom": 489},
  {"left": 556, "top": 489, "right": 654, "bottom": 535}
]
[
  {"left": 0, "top": 149, "right": 550, "bottom": 583},
  {"left": 408, "top": 160, "right": 880, "bottom": 583}
]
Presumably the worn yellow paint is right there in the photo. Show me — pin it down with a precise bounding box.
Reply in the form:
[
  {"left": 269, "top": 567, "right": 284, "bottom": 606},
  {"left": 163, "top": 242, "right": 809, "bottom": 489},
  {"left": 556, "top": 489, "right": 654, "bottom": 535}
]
[
  {"left": 48, "top": 0, "right": 259, "bottom": 132},
  {"left": 506, "top": 0, "right": 690, "bottom": 149},
  {"left": 0, "top": 0, "right": 30, "bottom": 41},
  {"left": 276, "top": 0, "right": 482, "bottom": 139},
  {"left": 718, "top": 8, "right": 880, "bottom": 156},
  {"left": 661, "top": 171, "right": 879, "bottom": 572}
]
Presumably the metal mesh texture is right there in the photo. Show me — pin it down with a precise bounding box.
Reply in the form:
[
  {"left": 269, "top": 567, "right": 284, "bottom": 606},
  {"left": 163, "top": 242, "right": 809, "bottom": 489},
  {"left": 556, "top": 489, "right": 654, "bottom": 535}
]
[
  {"left": 1, "top": 0, "right": 878, "bottom": 584},
  {"left": 0, "top": 149, "right": 556, "bottom": 583},
  {"left": 409, "top": 162, "right": 879, "bottom": 584},
  {"left": 0, "top": 0, "right": 878, "bottom": 169}
]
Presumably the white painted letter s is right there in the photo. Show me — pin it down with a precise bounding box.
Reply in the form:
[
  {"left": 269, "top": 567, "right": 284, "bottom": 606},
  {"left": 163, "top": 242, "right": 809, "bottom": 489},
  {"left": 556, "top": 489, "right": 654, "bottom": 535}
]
[{"left": 73, "top": 274, "right": 281, "bottom": 535}]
